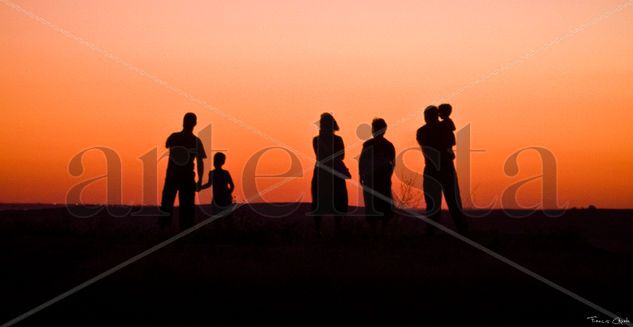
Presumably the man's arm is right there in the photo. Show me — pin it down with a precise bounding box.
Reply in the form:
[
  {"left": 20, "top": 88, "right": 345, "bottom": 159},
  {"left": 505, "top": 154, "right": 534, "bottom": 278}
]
[
  {"left": 388, "top": 143, "right": 396, "bottom": 170},
  {"left": 416, "top": 128, "right": 424, "bottom": 147},
  {"left": 227, "top": 172, "right": 235, "bottom": 193},
  {"left": 166, "top": 133, "right": 175, "bottom": 148},
  {"left": 358, "top": 143, "right": 369, "bottom": 184},
  {"left": 195, "top": 137, "right": 207, "bottom": 188},
  {"left": 198, "top": 171, "right": 212, "bottom": 191},
  {"left": 196, "top": 156, "right": 204, "bottom": 188}
]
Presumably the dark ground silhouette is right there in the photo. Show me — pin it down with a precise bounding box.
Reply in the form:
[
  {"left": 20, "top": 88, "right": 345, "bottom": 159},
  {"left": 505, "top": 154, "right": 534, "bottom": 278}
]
[{"left": 0, "top": 204, "right": 631, "bottom": 326}]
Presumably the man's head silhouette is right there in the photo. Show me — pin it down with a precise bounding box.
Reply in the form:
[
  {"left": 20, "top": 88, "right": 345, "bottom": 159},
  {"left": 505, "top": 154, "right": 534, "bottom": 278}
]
[
  {"left": 372, "top": 118, "right": 387, "bottom": 138},
  {"left": 183, "top": 112, "right": 197, "bottom": 132},
  {"left": 424, "top": 106, "right": 439, "bottom": 123}
]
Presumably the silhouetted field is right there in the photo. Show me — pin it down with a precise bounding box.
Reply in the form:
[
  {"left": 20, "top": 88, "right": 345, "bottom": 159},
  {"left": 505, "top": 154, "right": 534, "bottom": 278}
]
[{"left": 0, "top": 204, "right": 631, "bottom": 326}]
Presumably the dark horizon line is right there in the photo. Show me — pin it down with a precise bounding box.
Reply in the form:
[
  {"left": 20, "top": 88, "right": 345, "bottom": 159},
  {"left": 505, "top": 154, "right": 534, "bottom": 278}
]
[{"left": 0, "top": 202, "right": 627, "bottom": 211}]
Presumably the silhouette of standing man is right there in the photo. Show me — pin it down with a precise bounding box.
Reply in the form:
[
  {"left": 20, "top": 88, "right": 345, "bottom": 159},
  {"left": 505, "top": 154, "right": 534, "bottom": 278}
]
[
  {"left": 160, "top": 113, "right": 207, "bottom": 230},
  {"left": 359, "top": 118, "right": 396, "bottom": 237},
  {"left": 416, "top": 106, "right": 468, "bottom": 235}
]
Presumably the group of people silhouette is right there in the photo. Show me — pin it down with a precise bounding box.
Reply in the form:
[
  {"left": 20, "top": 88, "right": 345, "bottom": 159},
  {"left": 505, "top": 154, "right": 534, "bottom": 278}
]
[{"left": 159, "top": 107, "right": 468, "bottom": 236}]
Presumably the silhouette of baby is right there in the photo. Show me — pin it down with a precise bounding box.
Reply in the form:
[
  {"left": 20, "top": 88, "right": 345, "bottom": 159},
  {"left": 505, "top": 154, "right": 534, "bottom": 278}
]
[{"left": 439, "top": 103, "right": 457, "bottom": 160}]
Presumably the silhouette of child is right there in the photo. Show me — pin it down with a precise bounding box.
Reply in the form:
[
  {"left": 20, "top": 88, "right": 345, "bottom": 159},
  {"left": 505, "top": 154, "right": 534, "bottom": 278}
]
[
  {"left": 438, "top": 103, "right": 457, "bottom": 160},
  {"left": 199, "top": 153, "right": 235, "bottom": 214}
]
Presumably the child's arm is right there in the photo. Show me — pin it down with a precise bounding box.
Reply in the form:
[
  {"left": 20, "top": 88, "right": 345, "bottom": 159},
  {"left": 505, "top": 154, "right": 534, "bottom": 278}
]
[
  {"left": 198, "top": 171, "right": 213, "bottom": 191},
  {"left": 227, "top": 171, "right": 235, "bottom": 194}
]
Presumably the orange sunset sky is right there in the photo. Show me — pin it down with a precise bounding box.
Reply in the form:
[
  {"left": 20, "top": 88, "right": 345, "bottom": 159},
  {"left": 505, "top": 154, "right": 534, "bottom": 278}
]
[{"left": 1, "top": 0, "right": 632, "bottom": 208}]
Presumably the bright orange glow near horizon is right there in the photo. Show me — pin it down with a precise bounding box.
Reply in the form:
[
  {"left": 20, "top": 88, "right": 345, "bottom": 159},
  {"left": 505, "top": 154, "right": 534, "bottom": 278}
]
[{"left": 2, "top": 0, "right": 633, "bottom": 209}]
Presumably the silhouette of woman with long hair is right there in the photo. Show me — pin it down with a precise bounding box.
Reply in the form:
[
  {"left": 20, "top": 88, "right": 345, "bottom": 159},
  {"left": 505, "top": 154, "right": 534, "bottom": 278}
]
[{"left": 311, "top": 113, "right": 349, "bottom": 237}]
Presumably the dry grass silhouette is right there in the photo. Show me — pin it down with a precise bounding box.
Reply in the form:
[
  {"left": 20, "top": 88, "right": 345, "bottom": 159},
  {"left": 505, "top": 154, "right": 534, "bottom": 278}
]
[{"left": 394, "top": 173, "right": 423, "bottom": 209}]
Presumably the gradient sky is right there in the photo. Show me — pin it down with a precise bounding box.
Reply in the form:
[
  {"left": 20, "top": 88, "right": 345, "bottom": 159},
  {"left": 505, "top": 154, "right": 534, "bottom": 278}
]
[{"left": 1, "top": 0, "right": 632, "bottom": 208}]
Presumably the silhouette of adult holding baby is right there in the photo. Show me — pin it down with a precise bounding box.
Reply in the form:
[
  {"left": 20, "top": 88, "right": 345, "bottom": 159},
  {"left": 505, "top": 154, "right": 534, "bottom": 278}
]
[{"left": 416, "top": 105, "right": 468, "bottom": 235}]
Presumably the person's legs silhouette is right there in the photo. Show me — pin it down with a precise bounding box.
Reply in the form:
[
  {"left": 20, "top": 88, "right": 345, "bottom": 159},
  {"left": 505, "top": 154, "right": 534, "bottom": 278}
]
[
  {"left": 442, "top": 169, "right": 468, "bottom": 235},
  {"left": 423, "top": 173, "right": 443, "bottom": 235},
  {"left": 159, "top": 178, "right": 177, "bottom": 230},
  {"left": 178, "top": 180, "right": 196, "bottom": 230}
]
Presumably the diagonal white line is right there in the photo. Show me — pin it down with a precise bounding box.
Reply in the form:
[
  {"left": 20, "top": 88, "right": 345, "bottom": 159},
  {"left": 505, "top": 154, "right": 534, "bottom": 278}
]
[
  {"left": 2, "top": 0, "right": 632, "bottom": 325},
  {"left": 437, "top": 0, "right": 633, "bottom": 104},
  {"left": 0, "top": 162, "right": 308, "bottom": 327},
  {"left": 335, "top": 0, "right": 633, "bottom": 156},
  {"left": 318, "top": 164, "right": 633, "bottom": 324},
  {"left": 0, "top": 0, "right": 303, "bottom": 155},
  {"left": 5, "top": 0, "right": 632, "bottom": 173},
  {"left": 396, "top": 208, "right": 630, "bottom": 324}
]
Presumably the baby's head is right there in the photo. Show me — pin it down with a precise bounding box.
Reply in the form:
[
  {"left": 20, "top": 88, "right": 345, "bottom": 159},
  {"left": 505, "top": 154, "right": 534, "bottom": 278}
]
[
  {"left": 213, "top": 152, "right": 226, "bottom": 168},
  {"left": 438, "top": 103, "right": 452, "bottom": 120}
]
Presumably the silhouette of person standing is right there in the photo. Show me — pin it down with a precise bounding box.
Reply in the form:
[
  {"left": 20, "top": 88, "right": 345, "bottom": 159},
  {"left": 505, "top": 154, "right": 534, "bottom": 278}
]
[
  {"left": 416, "top": 106, "right": 468, "bottom": 235},
  {"left": 160, "top": 113, "right": 207, "bottom": 230},
  {"left": 311, "top": 113, "right": 349, "bottom": 237},
  {"left": 359, "top": 118, "right": 396, "bottom": 237}
]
